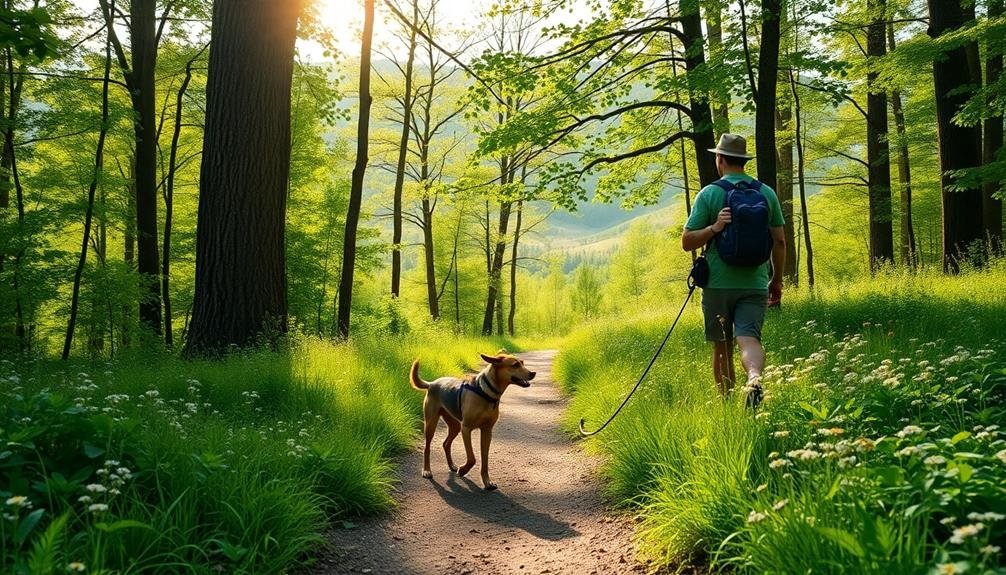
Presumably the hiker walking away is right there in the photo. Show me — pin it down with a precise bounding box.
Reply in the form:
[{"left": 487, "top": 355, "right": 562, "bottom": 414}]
[{"left": 681, "top": 133, "right": 786, "bottom": 405}]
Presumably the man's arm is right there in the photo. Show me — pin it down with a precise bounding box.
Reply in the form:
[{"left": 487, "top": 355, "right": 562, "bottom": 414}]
[
  {"left": 682, "top": 208, "right": 731, "bottom": 251},
  {"left": 768, "top": 226, "right": 785, "bottom": 305}
]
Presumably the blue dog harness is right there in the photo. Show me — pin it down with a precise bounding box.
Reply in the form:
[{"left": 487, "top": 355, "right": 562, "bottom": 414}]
[{"left": 444, "top": 372, "right": 502, "bottom": 421}]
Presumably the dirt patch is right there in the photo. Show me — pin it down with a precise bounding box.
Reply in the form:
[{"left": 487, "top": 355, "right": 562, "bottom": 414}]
[{"left": 311, "top": 350, "right": 647, "bottom": 575}]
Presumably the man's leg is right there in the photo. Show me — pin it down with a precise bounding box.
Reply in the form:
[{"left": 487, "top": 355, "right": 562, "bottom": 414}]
[
  {"left": 735, "top": 336, "right": 764, "bottom": 381},
  {"left": 712, "top": 339, "right": 736, "bottom": 396}
]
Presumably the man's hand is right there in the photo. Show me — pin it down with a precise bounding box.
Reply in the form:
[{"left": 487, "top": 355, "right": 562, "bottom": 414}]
[
  {"left": 711, "top": 207, "right": 731, "bottom": 233},
  {"left": 768, "top": 280, "right": 782, "bottom": 308}
]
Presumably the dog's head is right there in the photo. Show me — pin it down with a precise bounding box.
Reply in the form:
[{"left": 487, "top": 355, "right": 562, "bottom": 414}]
[{"left": 480, "top": 353, "right": 536, "bottom": 388}]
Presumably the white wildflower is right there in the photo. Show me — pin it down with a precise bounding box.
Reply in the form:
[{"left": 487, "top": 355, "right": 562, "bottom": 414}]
[
  {"left": 747, "top": 510, "right": 767, "bottom": 524},
  {"left": 924, "top": 455, "right": 947, "bottom": 466},
  {"left": 949, "top": 522, "right": 984, "bottom": 544},
  {"left": 773, "top": 499, "right": 789, "bottom": 511},
  {"left": 87, "top": 503, "right": 109, "bottom": 513},
  {"left": 896, "top": 425, "right": 924, "bottom": 438}
]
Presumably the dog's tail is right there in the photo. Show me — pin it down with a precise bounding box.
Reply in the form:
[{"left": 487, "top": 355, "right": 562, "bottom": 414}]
[{"left": 409, "top": 360, "right": 429, "bottom": 390}]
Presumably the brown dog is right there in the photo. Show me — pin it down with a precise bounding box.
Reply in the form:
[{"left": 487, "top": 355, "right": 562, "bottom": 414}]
[{"left": 409, "top": 353, "right": 536, "bottom": 490}]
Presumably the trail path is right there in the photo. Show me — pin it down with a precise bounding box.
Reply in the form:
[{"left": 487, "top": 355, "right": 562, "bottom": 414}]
[{"left": 313, "top": 350, "right": 646, "bottom": 575}]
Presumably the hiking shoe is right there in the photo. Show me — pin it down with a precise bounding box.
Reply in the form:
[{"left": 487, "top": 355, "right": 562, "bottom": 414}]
[{"left": 745, "top": 380, "right": 764, "bottom": 410}]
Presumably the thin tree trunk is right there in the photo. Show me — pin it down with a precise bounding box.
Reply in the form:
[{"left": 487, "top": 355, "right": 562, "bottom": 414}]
[
  {"left": 790, "top": 69, "right": 814, "bottom": 287},
  {"left": 481, "top": 157, "right": 513, "bottom": 335},
  {"left": 162, "top": 49, "right": 200, "bottom": 348},
  {"left": 124, "top": 159, "right": 135, "bottom": 265},
  {"left": 337, "top": 0, "right": 374, "bottom": 339},
  {"left": 887, "top": 22, "right": 918, "bottom": 268},
  {"left": 184, "top": 0, "right": 301, "bottom": 353},
  {"left": 928, "top": 0, "right": 984, "bottom": 273},
  {"left": 391, "top": 0, "right": 417, "bottom": 298},
  {"left": 983, "top": 0, "right": 1004, "bottom": 253},
  {"left": 867, "top": 0, "right": 894, "bottom": 271},
  {"left": 776, "top": 103, "right": 798, "bottom": 281},
  {"left": 704, "top": 3, "right": 729, "bottom": 135},
  {"left": 64, "top": 13, "right": 113, "bottom": 360},
  {"left": 668, "top": 19, "right": 695, "bottom": 260},
  {"left": 422, "top": 196, "right": 439, "bottom": 319},
  {"left": 754, "top": 0, "right": 782, "bottom": 192},
  {"left": 680, "top": 0, "right": 718, "bottom": 186},
  {"left": 507, "top": 193, "right": 523, "bottom": 336},
  {"left": 131, "top": 0, "right": 162, "bottom": 334},
  {"left": 2, "top": 44, "right": 27, "bottom": 349}
]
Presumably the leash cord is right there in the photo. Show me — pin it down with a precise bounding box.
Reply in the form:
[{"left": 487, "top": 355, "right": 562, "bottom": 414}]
[{"left": 578, "top": 282, "right": 697, "bottom": 437}]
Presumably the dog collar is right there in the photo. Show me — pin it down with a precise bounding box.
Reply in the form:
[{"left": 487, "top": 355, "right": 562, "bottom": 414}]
[
  {"left": 477, "top": 372, "right": 502, "bottom": 399},
  {"left": 462, "top": 381, "right": 499, "bottom": 409}
]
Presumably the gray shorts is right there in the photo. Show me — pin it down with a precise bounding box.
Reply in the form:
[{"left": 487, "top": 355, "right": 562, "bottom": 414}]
[{"left": 701, "top": 288, "right": 768, "bottom": 341}]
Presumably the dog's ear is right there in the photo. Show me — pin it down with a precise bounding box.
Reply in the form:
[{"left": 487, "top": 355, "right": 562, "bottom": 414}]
[{"left": 480, "top": 353, "right": 502, "bottom": 365}]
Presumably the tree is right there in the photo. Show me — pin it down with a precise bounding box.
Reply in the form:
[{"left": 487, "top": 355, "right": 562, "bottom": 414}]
[
  {"left": 336, "top": 0, "right": 375, "bottom": 339},
  {"left": 571, "top": 262, "right": 603, "bottom": 319},
  {"left": 928, "top": 0, "right": 984, "bottom": 273},
  {"left": 887, "top": 21, "right": 918, "bottom": 267},
  {"left": 866, "top": 0, "right": 893, "bottom": 270},
  {"left": 388, "top": 0, "right": 418, "bottom": 298},
  {"left": 982, "top": 0, "right": 1003, "bottom": 252},
  {"left": 184, "top": 0, "right": 303, "bottom": 354}
]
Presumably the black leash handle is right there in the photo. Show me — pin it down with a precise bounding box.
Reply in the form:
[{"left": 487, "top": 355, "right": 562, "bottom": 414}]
[{"left": 578, "top": 270, "right": 700, "bottom": 437}]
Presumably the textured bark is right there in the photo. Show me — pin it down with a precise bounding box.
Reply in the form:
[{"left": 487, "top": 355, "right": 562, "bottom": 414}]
[
  {"left": 481, "top": 157, "right": 513, "bottom": 335},
  {"left": 680, "top": 0, "right": 718, "bottom": 186},
  {"left": 754, "top": 0, "right": 782, "bottom": 192},
  {"left": 130, "top": 0, "right": 162, "bottom": 334},
  {"left": 184, "top": 0, "right": 301, "bottom": 353},
  {"left": 775, "top": 103, "right": 798, "bottom": 281},
  {"left": 421, "top": 196, "right": 439, "bottom": 320},
  {"left": 928, "top": 0, "right": 984, "bottom": 273},
  {"left": 867, "top": 0, "right": 894, "bottom": 270},
  {"left": 887, "top": 23, "right": 918, "bottom": 267},
  {"left": 124, "top": 159, "right": 135, "bottom": 265},
  {"left": 391, "top": 0, "right": 418, "bottom": 298},
  {"left": 507, "top": 197, "right": 523, "bottom": 336},
  {"left": 983, "top": 0, "right": 1004, "bottom": 252},
  {"left": 336, "top": 0, "right": 374, "bottom": 339}
]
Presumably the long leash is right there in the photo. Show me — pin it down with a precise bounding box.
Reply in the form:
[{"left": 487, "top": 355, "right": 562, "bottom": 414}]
[{"left": 578, "top": 259, "right": 706, "bottom": 437}]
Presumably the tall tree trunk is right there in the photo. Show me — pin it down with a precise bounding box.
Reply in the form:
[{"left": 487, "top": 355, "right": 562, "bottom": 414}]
[
  {"left": 866, "top": 0, "right": 894, "bottom": 271},
  {"left": 184, "top": 0, "right": 301, "bottom": 353},
  {"left": 928, "top": 0, "right": 984, "bottom": 273},
  {"left": 2, "top": 44, "right": 26, "bottom": 349},
  {"left": 776, "top": 102, "right": 798, "bottom": 281},
  {"left": 336, "top": 0, "right": 374, "bottom": 339},
  {"left": 162, "top": 51, "right": 199, "bottom": 348},
  {"left": 64, "top": 14, "right": 113, "bottom": 360},
  {"left": 481, "top": 158, "right": 513, "bottom": 335},
  {"left": 124, "top": 159, "right": 135, "bottom": 265},
  {"left": 705, "top": 3, "right": 729, "bottom": 134},
  {"left": 754, "top": 0, "right": 782, "bottom": 192},
  {"left": 790, "top": 70, "right": 814, "bottom": 286},
  {"left": 887, "top": 22, "right": 918, "bottom": 268},
  {"left": 391, "top": 0, "right": 417, "bottom": 298},
  {"left": 131, "top": 0, "right": 162, "bottom": 335},
  {"left": 983, "top": 0, "right": 1004, "bottom": 253},
  {"left": 680, "top": 0, "right": 718, "bottom": 186},
  {"left": 507, "top": 194, "right": 523, "bottom": 336},
  {"left": 422, "top": 196, "right": 439, "bottom": 320}
]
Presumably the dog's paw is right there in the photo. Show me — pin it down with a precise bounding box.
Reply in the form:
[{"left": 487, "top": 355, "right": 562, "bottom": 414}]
[
  {"left": 483, "top": 481, "right": 498, "bottom": 491},
  {"left": 421, "top": 469, "right": 432, "bottom": 479},
  {"left": 458, "top": 463, "right": 474, "bottom": 477}
]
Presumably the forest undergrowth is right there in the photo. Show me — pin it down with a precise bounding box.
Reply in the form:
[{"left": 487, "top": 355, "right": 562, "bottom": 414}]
[
  {"left": 556, "top": 264, "right": 1006, "bottom": 574},
  {"left": 0, "top": 328, "right": 515, "bottom": 574}
]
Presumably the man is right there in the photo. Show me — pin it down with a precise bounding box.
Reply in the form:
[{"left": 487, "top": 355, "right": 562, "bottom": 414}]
[{"left": 681, "top": 133, "right": 786, "bottom": 402}]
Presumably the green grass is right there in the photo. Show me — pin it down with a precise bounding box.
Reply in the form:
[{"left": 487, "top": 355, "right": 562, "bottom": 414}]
[
  {"left": 555, "top": 264, "right": 1006, "bottom": 573},
  {"left": 0, "top": 328, "right": 516, "bottom": 574}
]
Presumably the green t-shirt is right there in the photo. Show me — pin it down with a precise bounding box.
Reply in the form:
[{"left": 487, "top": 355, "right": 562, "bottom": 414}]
[{"left": 684, "top": 173, "right": 785, "bottom": 291}]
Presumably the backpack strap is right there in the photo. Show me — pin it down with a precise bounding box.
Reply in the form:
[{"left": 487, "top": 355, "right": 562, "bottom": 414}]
[{"left": 709, "top": 179, "right": 736, "bottom": 192}]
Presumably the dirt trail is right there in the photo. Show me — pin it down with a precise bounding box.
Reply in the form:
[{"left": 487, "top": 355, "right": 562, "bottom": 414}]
[{"left": 312, "top": 350, "right": 646, "bottom": 575}]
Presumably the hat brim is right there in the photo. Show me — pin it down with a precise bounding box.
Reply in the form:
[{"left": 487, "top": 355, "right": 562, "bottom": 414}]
[{"left": 707, "top": 147, "right": 754, "bottom": 159}]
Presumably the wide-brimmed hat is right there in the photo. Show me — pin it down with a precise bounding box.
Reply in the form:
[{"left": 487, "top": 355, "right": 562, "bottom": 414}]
[{"left": 707, "top": 133, "right": 754, "bottom": 159}]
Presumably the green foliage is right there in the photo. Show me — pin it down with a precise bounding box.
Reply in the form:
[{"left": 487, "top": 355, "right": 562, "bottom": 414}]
[
  {"left": 555, "top": 266, "right": 1006, "bottom": 572},
  {"left": 0, "top": 329, "right": 513, "bottom": 573}
]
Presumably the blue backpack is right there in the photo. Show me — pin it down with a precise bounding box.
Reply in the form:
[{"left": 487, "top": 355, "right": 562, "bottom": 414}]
[{"left": 710, "top": 178, "right": 773, "bottom": 267}]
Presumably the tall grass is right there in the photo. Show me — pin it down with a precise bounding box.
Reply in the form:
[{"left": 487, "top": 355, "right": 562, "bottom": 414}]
[
  {"left": 1, "top": 328, "right": 515, "bottom": 573},
  {"left": 555, "top": 266, "right": 1006, "bottom": 573}
]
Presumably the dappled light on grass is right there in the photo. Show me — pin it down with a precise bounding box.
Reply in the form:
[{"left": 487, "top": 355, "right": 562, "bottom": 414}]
[
  {"left": 0, "top": 330, "right": 514, "bottom": 573},
  {"left": 554, "top": 266, "right": 1006, "bottom": 572}
]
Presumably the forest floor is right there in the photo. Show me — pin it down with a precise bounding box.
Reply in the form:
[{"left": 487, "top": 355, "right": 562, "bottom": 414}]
[{"left": 311, "top": 350, "right": 648, "bottom": 575}]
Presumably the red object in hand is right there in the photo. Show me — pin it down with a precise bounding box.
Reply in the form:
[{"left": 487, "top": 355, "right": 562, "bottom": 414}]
[{"left": 768, "top": 283, "right": 782, "bottom": 308}]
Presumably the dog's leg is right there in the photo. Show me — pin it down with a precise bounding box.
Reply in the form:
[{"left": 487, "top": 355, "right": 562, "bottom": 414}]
[
  {"left": 457, "top": 424, "right": 476, "bottom": 477},
  {"left": 422, "top": 398, "right": 439, "bottom": 479},
  {"left": 479, "top": 426, "right": 496, "bottom": 491},
  {"left": 442, "top": 414, "right": 460, "bottom": 472}
]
